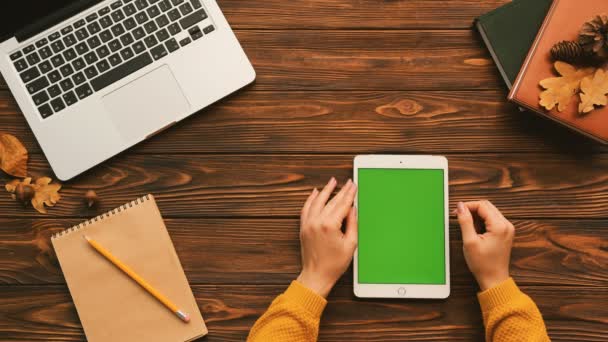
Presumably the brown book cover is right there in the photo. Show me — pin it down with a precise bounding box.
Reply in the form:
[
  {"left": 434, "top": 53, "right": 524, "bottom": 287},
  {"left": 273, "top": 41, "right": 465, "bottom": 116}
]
[{"left": 508, "top": 0, "right": 608, "bottom": 144}]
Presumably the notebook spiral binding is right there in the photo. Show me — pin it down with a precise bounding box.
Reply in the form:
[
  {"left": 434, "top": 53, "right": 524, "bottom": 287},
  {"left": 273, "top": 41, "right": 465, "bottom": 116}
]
[{"left": 51, "top": 194, "right": 152, "bottom": 240}]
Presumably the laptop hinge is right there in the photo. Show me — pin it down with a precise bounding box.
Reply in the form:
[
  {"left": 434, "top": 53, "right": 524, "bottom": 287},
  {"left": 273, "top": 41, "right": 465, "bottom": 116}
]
[{"left": 15, "top": 0, "right": 104, "bottom": 42}]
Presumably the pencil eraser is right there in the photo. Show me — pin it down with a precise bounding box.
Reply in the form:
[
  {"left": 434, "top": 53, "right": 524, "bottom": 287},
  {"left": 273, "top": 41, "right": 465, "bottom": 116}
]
[{"left": 176, "top": 310, "right": 191, "bottom": 323}]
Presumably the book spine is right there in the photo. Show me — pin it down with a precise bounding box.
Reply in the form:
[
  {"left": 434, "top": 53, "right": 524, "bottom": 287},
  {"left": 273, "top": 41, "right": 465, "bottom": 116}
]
[
  {"left": 51, "top": 194, "right": 152, "bottom": 240},
  {"left": 475, "top": 20, "right": 513, "bottom": 89},
  {"left": 508, "top": 0, "right": 559, "bottom": 99}
]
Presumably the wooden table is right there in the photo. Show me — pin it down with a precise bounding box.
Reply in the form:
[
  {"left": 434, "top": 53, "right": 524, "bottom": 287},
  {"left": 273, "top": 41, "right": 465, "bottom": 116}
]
[{"left": 1, "top": 1, "right": 607, "bottom": 341}]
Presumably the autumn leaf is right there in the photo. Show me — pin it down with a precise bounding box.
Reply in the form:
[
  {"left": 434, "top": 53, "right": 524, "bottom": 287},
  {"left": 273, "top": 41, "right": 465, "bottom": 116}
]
[
  {"left": 5, "top": 178, "right": 24, "bottom": 193},
  {"left": 5, "top": 177, "right": 61, "bottom": 214},
  {"left": 31, "top": 177, "right": 61, "bottom": 214},
  {"left": 539, "top": 61, "right": 596, "bottom": 112},
  {"left": 579, "top": 68, "right": 608, "bottom": 114},
  {"left": 0, "top": 133, "right": 28, "bottom": 177}
]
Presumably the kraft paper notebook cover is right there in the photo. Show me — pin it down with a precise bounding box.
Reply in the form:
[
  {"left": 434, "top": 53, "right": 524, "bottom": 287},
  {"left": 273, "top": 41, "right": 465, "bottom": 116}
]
[
  {"left": 475, "top": 0, "right": 552, "bottom": 89},
  {"left": 508, "top": 0, "right": 608, "bottom": 144},
  {"left": 51, "top": 194, "right": 207, "bottom": 342}
]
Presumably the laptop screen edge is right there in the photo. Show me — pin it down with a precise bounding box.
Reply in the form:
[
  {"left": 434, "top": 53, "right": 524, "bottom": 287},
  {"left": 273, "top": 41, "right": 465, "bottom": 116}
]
[{"left": 1, "top": 0, "right": 103, "bottom": 43}]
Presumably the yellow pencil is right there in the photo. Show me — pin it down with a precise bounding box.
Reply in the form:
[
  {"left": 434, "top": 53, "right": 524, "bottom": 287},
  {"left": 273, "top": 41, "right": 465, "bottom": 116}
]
[{"left": 84, "top": 235, "right": 190, "bottom": 323}]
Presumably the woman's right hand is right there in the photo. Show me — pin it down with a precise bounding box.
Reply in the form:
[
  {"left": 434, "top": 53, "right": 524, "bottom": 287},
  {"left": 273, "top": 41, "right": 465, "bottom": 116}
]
[{"left": 455, "top": 200, "right": 515, "bottom": 291}]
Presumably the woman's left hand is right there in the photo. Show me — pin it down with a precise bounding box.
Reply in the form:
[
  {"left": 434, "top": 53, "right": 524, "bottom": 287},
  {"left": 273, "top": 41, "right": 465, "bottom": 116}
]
[{"left": 297, "top": 177, "right": 358, "bottom": 298}]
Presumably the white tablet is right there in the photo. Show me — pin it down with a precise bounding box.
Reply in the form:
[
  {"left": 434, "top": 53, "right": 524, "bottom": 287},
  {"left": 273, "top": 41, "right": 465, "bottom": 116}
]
[{"left": 353, "top": 155, "right": 450, "bottom": 299}]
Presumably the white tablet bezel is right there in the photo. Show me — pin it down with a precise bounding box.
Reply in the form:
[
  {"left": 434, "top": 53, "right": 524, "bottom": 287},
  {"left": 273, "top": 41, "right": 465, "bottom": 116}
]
[{"left": 353, "top": 155, "right": 450, "bottom": 299}]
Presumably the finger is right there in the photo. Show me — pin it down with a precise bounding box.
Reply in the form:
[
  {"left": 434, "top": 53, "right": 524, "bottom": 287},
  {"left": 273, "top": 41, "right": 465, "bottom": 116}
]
[
  {"left": 483, "top": 201, "right": 512, "bottom": 233},
  {"left": 456, "top": 202, "right": 479, "bottom": 243},
  {"left": 344, "top": 207, "right": 358, "bottom": 251},
  {"left": 324, "top": 179, "right": 352, "bottom": 212},
  {"left": 310, "top": 177, "right": 337, "bottom": 215},
  {"left": 483, "top": 200, "right": 507, "bottom": 221},
  {"left": 324, "top": 179, "right": 354, "bottom": 214},
  {"left": 331, "top": 181, "right": 357, "bottom": 219},
  {"left": 465, "top": 201, "right": 506, "bottom": 233},
  {"left": 465, "top": 201, "right": 499, "bottom": 221},
  {"left": 301, "top": 188, "right": 319, "bottom": 220}
]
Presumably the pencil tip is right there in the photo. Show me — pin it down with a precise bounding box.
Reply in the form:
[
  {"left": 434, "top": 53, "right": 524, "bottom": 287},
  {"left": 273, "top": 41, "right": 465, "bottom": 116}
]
[{"left": 83, "top": 235, "right": 90, "bottom": 241}]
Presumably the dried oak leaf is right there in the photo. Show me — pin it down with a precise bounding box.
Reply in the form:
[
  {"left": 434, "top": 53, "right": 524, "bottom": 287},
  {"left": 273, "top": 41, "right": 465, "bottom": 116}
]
[
  {"left": 5, "top": 177, "right": 61, "bottom": 214},
  {"left": 539, "top": 61, "right": 596, "bottom": 112},
  {"left": 31, "top": 177, "right": 61, "bottom": 214},
  {"left": 0, "top": 133, "right": 28, "bottom": 177},
  {"left": 579, "top": 68, "right": 608, "bottom": 114}
]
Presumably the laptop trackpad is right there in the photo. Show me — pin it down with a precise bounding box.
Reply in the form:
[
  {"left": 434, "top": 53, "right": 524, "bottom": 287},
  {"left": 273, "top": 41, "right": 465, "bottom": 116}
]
[{"left": 102, "top": 65, "right": 190, "bottom": 140}]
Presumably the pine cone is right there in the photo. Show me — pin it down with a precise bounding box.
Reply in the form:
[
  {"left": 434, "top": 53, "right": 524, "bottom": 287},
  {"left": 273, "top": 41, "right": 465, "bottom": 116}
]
[
  {"left": 550, "top": 40, "right": 590, "bottom": 62},
  {"left": 578, "top": 14, "right": 608, "bottom": 57}
]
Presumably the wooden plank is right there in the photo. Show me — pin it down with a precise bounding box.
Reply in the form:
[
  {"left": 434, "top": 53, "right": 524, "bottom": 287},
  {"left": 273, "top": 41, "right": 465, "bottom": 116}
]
[
  {"left": 1, "top": 30, "right": 497, "bottom": 91},
  {"left": 1, "top": 218, "right": 606, "bottom": 287},
  {"left": 0, "top": 285, "right": 605, "bottom": 341},
  {"left": 0, "top": 154, "right": 607, "bottom": 219},
  {"left": 2, "top": 90, "right": 606, "bottom": 155},
  {"left": 219, "top": 0, "right": 509, "bottom": 29},
  {"left": 234, "top": 30, "right": 495, "bottom": 91}
]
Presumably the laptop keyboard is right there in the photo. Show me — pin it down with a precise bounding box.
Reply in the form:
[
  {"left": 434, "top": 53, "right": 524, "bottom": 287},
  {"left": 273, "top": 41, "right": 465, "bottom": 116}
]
[{"left": 9, "top": 0, "right": 215, "bottom": 119}]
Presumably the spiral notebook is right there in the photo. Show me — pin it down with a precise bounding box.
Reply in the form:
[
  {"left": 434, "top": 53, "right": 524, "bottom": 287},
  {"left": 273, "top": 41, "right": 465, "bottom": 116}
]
[{"left": 51, "top": 195, "right": 207, "bottom": 342}]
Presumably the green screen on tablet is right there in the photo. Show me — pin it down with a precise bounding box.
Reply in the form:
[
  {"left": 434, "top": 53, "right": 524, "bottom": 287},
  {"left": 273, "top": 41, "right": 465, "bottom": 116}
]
[{"left": 358, "top": 168, "right": 446, "bottom": 284}]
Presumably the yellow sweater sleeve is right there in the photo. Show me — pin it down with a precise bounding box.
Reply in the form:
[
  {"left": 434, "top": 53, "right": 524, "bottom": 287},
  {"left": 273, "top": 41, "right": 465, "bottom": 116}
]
[
  {"left": 478, "top": 278, "right": 550, "bottom": 342},
  {"left": 247, "top": 281, "right": 327, "bottom": 342}
]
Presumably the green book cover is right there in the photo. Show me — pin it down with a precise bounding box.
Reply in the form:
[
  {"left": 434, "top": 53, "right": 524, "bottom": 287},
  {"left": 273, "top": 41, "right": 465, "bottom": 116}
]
[{"left": 476, "top": 0, "right": 553, "bottom": 89}]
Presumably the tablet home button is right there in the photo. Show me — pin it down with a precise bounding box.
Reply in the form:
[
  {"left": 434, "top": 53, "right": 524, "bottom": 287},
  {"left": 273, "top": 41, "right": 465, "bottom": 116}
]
[{"left": 398, "top": 287, "right": 406, "bottom": 296}]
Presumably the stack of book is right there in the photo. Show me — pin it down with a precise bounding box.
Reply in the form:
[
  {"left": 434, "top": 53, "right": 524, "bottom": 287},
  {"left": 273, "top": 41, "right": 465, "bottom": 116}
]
[{"left": 476, "top": 0, "right": 608, "bottom": 144}]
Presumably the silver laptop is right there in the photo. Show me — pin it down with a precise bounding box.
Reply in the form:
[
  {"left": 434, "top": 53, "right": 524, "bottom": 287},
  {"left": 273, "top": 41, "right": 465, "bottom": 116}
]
[{"left": 0, "top": 0, "right": 255, "bottom": 180}]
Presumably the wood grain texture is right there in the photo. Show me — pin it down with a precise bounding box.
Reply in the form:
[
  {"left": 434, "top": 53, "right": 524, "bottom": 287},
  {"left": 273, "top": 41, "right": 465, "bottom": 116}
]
[
  {"left": 219, "top": 0, "right": 510, "bottom": 29},
  {"left": 1, "top": 285, "right": 606, "bottom": 341},
  {"left": 1, "top": 30, "right": 498, "bottom": 91},
  {"left": 242, "top": 30, "right": 496, "bottom": 91},
  {"left": 1, "top": 1, "right": 606, "bottom": 339},
  {"left": 1, "top": 154, "right": 607, "bottom": 219},
  {"left": 2, "top": 90, "right": 606, "bottom": 155},
  {"left": 1, "top": 218, "right": 607, "bottom": 287}
]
